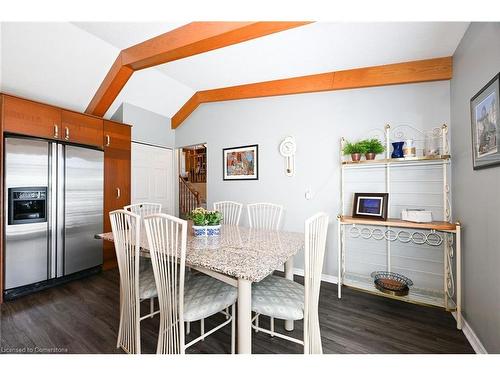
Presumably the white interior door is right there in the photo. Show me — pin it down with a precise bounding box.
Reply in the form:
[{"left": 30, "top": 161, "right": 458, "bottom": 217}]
[{"left": 131, "top": 143, "right": 174, "bottom": 215}]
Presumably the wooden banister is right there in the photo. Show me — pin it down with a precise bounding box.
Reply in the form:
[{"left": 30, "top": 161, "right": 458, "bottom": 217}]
[{"left": 179, "top": 175, "right": 201, "bottom": 218}]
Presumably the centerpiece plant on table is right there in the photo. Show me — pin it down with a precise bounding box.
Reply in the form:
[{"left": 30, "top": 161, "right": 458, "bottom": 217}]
[{"left": 188, "top": 207, "right": 223, "bottom": 237}]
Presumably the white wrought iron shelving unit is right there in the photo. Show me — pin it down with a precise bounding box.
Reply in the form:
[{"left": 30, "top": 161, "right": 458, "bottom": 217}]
[{"left": 337, "top": 124, "right": 462, "bottom": 330}]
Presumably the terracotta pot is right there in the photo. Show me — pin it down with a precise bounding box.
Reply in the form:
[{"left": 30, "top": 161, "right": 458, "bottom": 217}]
[
  {"left": 365, "top": 152, "right": 376, "bottom": 160},
  {"left": 351, "top": 153, "right": 361, "bottom": 162}
]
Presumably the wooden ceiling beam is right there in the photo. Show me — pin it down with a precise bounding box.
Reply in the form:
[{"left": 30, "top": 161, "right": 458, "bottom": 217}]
[
  {"left": 86, "top": 22, "right": 312, "bottom": 117},
  {"left": 171, "top": 56, "right": 452, "bottom": 129},
  {"left": 121, "top": 22, "right": 312, "bottom": 70},
  {"left": 332, "top": 56, "right": 453, "bottom": 90},
  {"left": 86, "top": 53, "right": 133, "bottom": 117},
  {"left": 171, "top": 93, "right": 202, "bottom": 127}
]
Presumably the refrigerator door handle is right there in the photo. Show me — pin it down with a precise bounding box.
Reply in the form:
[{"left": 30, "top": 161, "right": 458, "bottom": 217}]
[
  {"left": 56, "top": 144, "right": 65, "bottom": 277},
  {"left": 48, "top": 142, "right": 58, "bottom": 279}
]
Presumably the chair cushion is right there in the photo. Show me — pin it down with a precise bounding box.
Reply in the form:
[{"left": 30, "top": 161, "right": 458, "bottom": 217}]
[
  {"left": 138, "top": 257, "right": 157, "bottom": 300},
  {"left": 252, "top": 275, "right": 304, "bottom": 320},
  {"left": 183, "top": 274, "right": 237, "bottom": 322}
]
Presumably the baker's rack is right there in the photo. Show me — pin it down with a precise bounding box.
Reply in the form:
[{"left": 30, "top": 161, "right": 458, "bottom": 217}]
[{"left": 337, "top": 124, "right": 462, "bottom": 330}]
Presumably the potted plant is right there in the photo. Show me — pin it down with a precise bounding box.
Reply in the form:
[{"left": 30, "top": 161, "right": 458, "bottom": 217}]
[
  {"left": 205, "top": 210, "right": 223, "bottom": 236},
  {"left": 342, "top": 141, "right": 366, "bottom": 162},
  {"left": 188, "top": 207, "right": 208, "bottom": 236},
  {"left": 187, "top": 207, "right": 223, "bottom": 237},
  {"left": 359, "top": 138, "right": 385, "bottom": 160}
]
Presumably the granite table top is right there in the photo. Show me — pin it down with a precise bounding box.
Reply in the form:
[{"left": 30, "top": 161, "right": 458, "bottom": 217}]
[{"left": 97, "top": 224, "right": 304, "bottom": 283}]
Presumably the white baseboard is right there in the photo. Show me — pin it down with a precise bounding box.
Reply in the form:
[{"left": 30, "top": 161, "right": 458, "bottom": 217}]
[
  {"left": 452, "top": 312, "right": 488, "bottom": 354},
  {"left": 292, "top": 268, "right": 338, "bottom": 285},
  {"left": 290, "top": 268, "right": 487, "bottom": 354}
]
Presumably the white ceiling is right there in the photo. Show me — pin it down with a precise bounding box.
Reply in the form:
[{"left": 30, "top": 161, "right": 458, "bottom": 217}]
[
  {"left": 158, "top": 22, "right": 469, "bottom": 90},
  {"left": 72, "top": 22, "right": 184, "bottom": 49},
  {"left": 1, "top": 22, "right": 469, "bottom": 121}
]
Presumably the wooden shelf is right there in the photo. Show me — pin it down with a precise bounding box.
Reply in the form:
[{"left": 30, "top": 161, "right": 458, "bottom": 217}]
[
  {"left": 342, "top": 154, "right": 450, "bottom": 166},
  {"left": 339, "top": 216, "right": 459, "bottom": 231}
]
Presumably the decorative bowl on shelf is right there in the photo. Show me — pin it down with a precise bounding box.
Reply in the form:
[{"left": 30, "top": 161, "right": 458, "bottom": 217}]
[{"left": 370, "top": 271, "right": 413, "bottom": 296}]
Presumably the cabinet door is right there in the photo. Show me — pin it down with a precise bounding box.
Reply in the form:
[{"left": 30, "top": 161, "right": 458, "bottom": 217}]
[
  {"left": 61, "top": 110, "right": 103, "bottom": 148},
  {"left": 104, "top": 120, "right": 131, "bottom": 151},
  {"left": 103, "top": 122, "right": 131, "bottom": 270},
  {"left": 3, "top": 95, "right": 61, "bottom": 140}
]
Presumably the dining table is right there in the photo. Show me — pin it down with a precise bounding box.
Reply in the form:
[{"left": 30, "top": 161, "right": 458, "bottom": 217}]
[{"left": 96, "top": 223, "right": 305, "bottom": 354}]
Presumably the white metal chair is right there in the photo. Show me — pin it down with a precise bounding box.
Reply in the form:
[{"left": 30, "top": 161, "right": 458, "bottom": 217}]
[
  {"left": 251, "top": 212, "right": 329, "bottom": 354},
  {"left": 213, "top": 201, "right": 243, "bottom": 226},
  {"left": 143, "top": 213, "right": 237, "bottom": 354},
  {"left": 124, "top": 202, "right": 162, "bottom": 216},
  {"left": 124, "top": 202, "right": 162, "bottom": 315},
  {"left": 110, "top": 209, "right": 160, "bottom": 354},
  {"left": 247, "top": 202, "right": 283, "bottom": 230},
  {"left": 247, "top": 202, "right": 284, "bottom": 332}
]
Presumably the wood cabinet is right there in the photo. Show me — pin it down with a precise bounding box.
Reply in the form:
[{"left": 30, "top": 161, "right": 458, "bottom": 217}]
[
  {"left": 0, "top": 93, "right": 132, "bottom": 299},
  {"left": 103, "top": 120, "right": 131, "bottom": 270},
  {"left": 2, "top": 95, "right": 105, "bottom": 149},
  {"left": 0, "top": 96, "right": 4, "bottom": 304},
  {"left": 61, "top": 110, "right": 103, "bottom": 148},
  {"left": 3, "top": 95, "right": 61, "bottom": 140}
]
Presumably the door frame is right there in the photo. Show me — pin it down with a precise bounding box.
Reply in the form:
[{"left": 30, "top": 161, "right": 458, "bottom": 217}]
[{"left": 176, "top": 142, "right": 207, "bottom": 217}]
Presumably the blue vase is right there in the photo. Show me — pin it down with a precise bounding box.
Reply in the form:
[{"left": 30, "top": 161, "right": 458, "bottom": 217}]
[{"left": 391, "top": 141, "right": 405, "bottom": 158}]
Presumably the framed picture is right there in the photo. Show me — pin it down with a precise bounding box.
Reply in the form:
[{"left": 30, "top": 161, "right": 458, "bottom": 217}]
[
  {"left": 352, "top": 193, "right": 389, "bottom": 221},
  {"left": 223, "top": 144, "right": 259, "bottom": 180},
  {"left": 470, "top": 73, "right": 500, "bottom": 170}
]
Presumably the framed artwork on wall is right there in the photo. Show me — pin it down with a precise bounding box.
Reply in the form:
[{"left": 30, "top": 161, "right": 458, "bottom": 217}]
[
  {"left": 223, "top": 144, "right": 259, "bottom": 180},
  {"left": 470, "top": 73, "right": 500, "bottom": 170},
  {"left": 352, "top": 193, "right": 389, "bottom": 220}
]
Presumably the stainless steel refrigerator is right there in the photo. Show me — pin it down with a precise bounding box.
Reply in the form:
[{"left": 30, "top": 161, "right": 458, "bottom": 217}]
[{"left": 4, "top": 136, "right": 103, "bottom": 299}]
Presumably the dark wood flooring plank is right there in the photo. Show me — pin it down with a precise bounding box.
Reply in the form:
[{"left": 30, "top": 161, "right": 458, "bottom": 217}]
[{"left": 0, "top": 269, "right": 474, "bottom": 354}]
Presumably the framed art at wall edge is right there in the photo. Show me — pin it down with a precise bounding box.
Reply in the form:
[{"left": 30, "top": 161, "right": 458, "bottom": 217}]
[
  {"left": 470, "top": 73, "right": 500, "bottom": 170},
  {"left": 223, "top": 144, "right": 258, "bottom": 180}
]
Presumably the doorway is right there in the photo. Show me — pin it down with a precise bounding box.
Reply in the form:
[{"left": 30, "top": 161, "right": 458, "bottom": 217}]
[{"left": 178, "top": 143, "right": 207, "bottom": 219}]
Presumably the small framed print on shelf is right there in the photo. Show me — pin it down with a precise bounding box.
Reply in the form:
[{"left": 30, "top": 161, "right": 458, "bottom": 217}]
[{"left": 352, "top": 193, "right": 389, "bottom": 220}]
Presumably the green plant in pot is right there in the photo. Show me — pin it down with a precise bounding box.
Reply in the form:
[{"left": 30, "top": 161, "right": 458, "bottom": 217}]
[
  {"left": 206, "top": 210, "right": 222, "bottom": 226},
  {"left": 187, "top": 207, "right": 223, "bottom": 237},
  {"left": 359, "top": 138, "right": 385, "bottom": 160},
  {"left": 342, "top": 141, "right": 366, "bottom": 162}
]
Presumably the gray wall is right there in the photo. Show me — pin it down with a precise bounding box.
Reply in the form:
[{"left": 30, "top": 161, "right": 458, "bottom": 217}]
[
  {"left": 112, "top": 102, "right": 174, "bottom": 148},
  {"left": 175, "top": 81, "right": 450, "bottom": 276},
  {"left": 451, "top": 22, "right": 500, "bottom": 353}
]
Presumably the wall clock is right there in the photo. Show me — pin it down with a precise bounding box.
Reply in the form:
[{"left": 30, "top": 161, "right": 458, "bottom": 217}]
[{"left": 279, "top": 136, "right": 296, "bottom": 177}]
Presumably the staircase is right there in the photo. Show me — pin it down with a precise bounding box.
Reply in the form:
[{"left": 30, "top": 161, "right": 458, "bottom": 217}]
[{"left": 179, "top": 175, "right": 202, "bottom": 219}]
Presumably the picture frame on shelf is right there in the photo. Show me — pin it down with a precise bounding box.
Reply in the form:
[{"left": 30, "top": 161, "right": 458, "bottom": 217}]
[
  {"left": 352, "top": 193, "right": 389, "bottom": 220},
  {"left": 222, "top": 144, "right": 259, "bottom": 180},
  {"left": 470, "top": 73, "right": 500, "bottom": 170}
]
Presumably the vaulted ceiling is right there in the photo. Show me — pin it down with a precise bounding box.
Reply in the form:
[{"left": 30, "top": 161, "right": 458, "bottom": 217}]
[{"left": 0, "top": 22, "right": 469, "bottom": 122}]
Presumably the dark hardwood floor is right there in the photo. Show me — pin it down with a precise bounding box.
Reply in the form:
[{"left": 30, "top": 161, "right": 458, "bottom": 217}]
[{"left": 0, "top": 269, "right": 473, "bottom": 354}]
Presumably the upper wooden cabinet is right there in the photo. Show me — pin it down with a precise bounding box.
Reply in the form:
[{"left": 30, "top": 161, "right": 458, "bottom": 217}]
[
  {"left": 2, "top": 95, "right": 61, "bottom": 140},
  {"left": 61, "top": 110, "right": 103, "bottom": 148},
  {"left": 1, "top": 95, "right": 105, "bottom": 148},
  {"left": 104, "top": 119, "right": 131, "bottom": 151}
]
